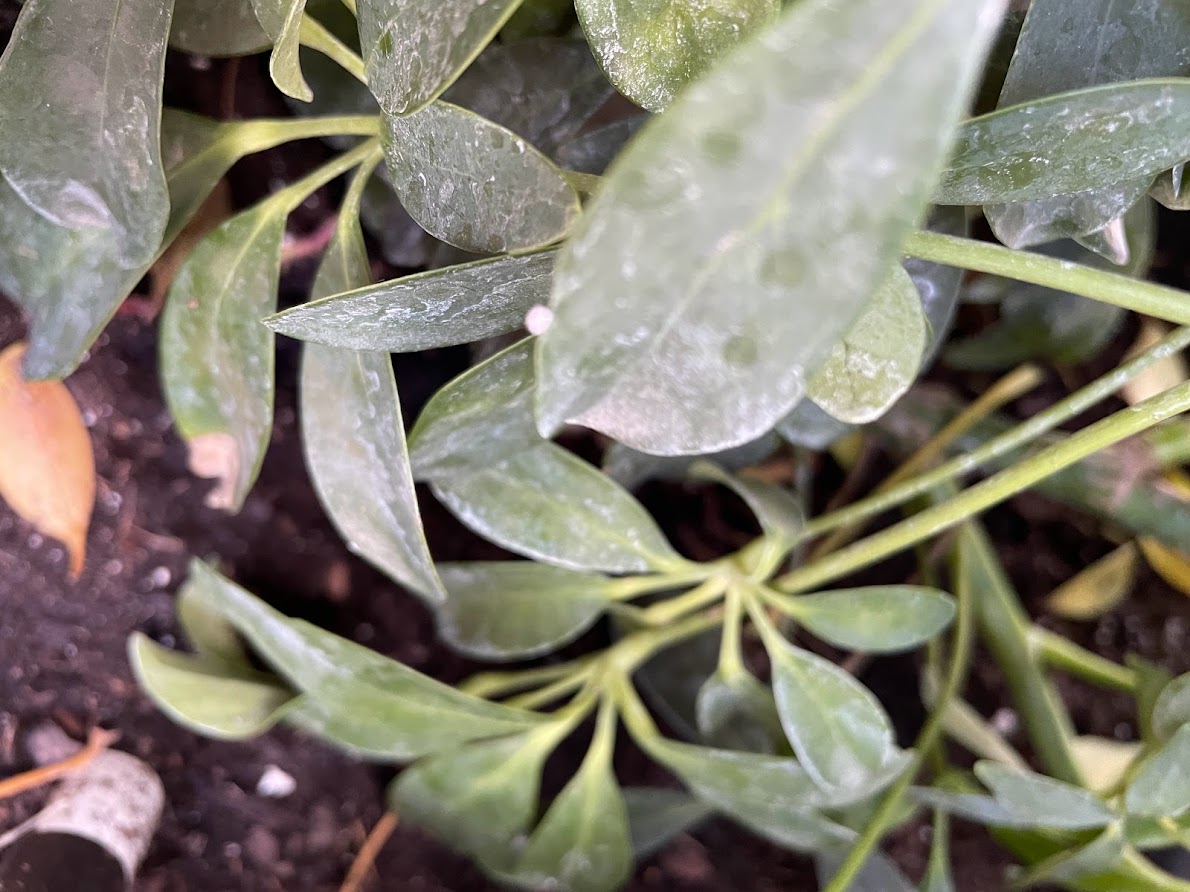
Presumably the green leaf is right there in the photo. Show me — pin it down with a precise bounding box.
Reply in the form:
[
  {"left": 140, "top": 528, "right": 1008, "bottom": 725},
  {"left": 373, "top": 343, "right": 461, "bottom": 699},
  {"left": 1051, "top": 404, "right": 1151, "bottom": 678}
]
[
  {"left": 268, "top": 251, "right": 556, "bottom": 351},
  {"left": 603, "top": 433, "right": 780, "bottom": 491},
  {"left": 1150, "top": 162, "right": 1189, "bottom": 211},
  {"left": 694, "top": 670, "right": 785, "bottom": 753},
  {"left": 974, "top": 762, "right": 1116, "bottom": 829},
  {"left": 776, "top": 399, "right": 854, "bottom": 451},
  {"left": 0, "top": 0, "right": 172, "bottom": 379},
  {"left": 575, "top": 0, "right": 780, "bottom": 112},
  {"left": 176, "top": 583, "right": 252, "bottom": 669},
  {"left": 382, "top": 101, "right": 579, "bottom": 253},
  {"left": 535, "top": 0, "right": 1004, "bottom": 455},
  {"left": 815, "top": 851, "right": 915, "bottom": 892},
  {"left": 690, "top": 461, "right": 804, "bottom": 546},
  {"left": 555, "top": 116, "right": 648, "bottom": 175},
  {"left": 1124, "top": 723, "right": 1190, "bottom": 818},
  {"left": 161, "top": 200, "right": 286, "bottom": 512},
  {"left": 129, "top": 634, "right": 298, "bottom": 740},
  {"left": 1152, "top": 673, "right": 1190, "bottom": 742},
  {"left": 300, "top": 168, "right": 445, "bottom": 604},
  {"left": 390, "top": 726, "right": 563, "bottom": 869},
  {"left": 160, "top": 111, "right": 245, "bottom": 245},
  {"left": 983, "top": 0, "right": 1190, "bottom": 253},
  {"left": 171, "top": 0, "right": 272, "bottom": 55},
  {"left": 921, "top": 814, "right": 956, "bottom": 892},
  {"left": 436, "top": 562, "right": 613, "bottom": 660},
  {"left": 807, "top": 264, "right": 928, "bottom": 424},
  {"left": 762, "top": 625, "right": 906, "bottom": 798},
  {"left": 1013, "top": 823, "right": 1125, "bottom": 888},
  {"left": 252, "top": 0, "right": 312, "bottom": 102},
  {"left": 786, "top": 586, "right": 956, "bottom": 653},
  {"left": 431, "top": 442, "right": 682, "bottom": 574},
  {"left": 357, "top": 0, "right": 528, "bottom": 115},
  {"left": 909, "top": 787, "right": 1024, "bottom": 827},
  {"left": 936, "top": 80, "right": 1190, "bottom": 205},
  {"left": 183, "top": 560, "right": 542, "bottom": 760},
  {"left": 622, "top": 788, "right": 711, "bottom": 859},
  {"left": 909, "top": 205, "right": 969, "bottom": 366}
]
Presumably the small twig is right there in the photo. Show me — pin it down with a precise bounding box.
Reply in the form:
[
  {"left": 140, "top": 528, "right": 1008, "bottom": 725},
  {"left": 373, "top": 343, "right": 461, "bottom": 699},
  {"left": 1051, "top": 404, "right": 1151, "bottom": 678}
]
[
  {"left": 338, "top": 811, "right": 398, "bottom": 892},
  {"left": 0, "top": 727, "right": 119, "bottom": 801}
]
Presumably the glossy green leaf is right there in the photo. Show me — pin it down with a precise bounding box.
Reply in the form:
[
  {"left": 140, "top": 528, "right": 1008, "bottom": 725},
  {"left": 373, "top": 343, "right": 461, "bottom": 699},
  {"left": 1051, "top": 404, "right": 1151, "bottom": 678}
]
[
  {"left": 815, "top": 851, "right": 915, "bottom": 892},
  {"left": 1150, "top": 162, "right": 1189, "bottom": 210},
  {"left": 807, "top": 263, "right": 929, "bottom": 424},
  {"left": 183, "top": 560, "right": 542, "bottom": 760},
  {"left": 622, "top": 788, "right": 712, "bottom": 859},
  {"left": 268, "top": 251, "right": 555, "bottom": 351},
  {"left": 909, "top": 205, "right": 969, "bottom": 366},
  {"left": 253, "top": 0, "right": 312, "bottom": 102},
  {"left": 1153, "top": 673, "right": 1190, "bottom": 742},
  {"left": 357, "top": 0, "right": 527, "bottom": 115},
  {"left": 1015, "top": 823, "right": 1125, "bottom": 888},
  {"left": 936, "top": 80, "right": 1190, "bottom": 205},
  {"left": 575, "top": 0, "right": 780, "bottom": 112},
  {"left": 535, "top": 0, "right": 1004, "bottom": 455},
  {"left": 983, "top": 0, "right": 1190, "bottom": 252},
  {"left": 390, "top": 727, "right": 563, "bottom": 869},
  {"left": 776, "top": 399, "right": 854, "bottom": 451},
  {"left": 974, "top": 762, "right": 1116, "bottom": 829},
  {"left": 787, "top": 586, "right": 956, "bottom": 653},
  {"left": 161, "top": 200, "right": 286, "bottom": 512},
  {"left": 176, "top": 583, "right": 252, "bottom": 669},
  {"left": 300, "top": 169, "right": 445, "bottom": 604},
  {"left": 694, "top": 670, "right": 784, "bottom": 753},
  {"left": 513, "top": 744, "right": 632, "bottom": 892},
  {"left": 555, "top": 116, "right": 649, "bottom": 175},
  {"left": 432, "top": 442, "right": 682, "bottom": 573},
  {"left": 436, "top": 562, "right": 613, "bottom": 660},
  {"left": 690, "top": 461, "right": 803, "bottom": 545},
  {"left": 171, "top": 0, "right": 271, "bottom": 55},
  {"left": 129, "top": 634, "right": 298, "bottom": 740},
  {"left": 603, "top": 433, "right": 780, "bottom": 491},
  {"left": 762, "top": 625, "right": 906, "bottom": 797},
  {"left": 1124, "top": 723, "right": 1190, "bottom": 818},
  {"left": 645, "top": 739, "right": 856, "bottom": 848},
  {"left": 382, "top": 101, "right": 579, "bottom": 253},
  {"left": 0, "top": 0, "right": 172, "bottom": 379}
]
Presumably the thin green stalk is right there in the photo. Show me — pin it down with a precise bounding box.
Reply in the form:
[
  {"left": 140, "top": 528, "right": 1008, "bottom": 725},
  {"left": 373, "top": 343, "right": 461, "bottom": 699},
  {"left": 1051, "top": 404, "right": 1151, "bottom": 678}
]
[
  {"left": 1031, "top": 627, "right": 1138, "bottom": 692},
  {"left": 800, "top": 324, "right": 1190, "bottom": 544},
  {"left": 300, "top": 15, "right": 367, "bottom": 84},
  {"left": 460, "top": 656, "right": 594, "bottom": 699},
  {"left": 603, "top": 565, "right": 714, "bottom": 601},
  {"left": 717, "top": 586, "right": 746, "bottom": 677},
  {"left": 242, "top": 114, "right": 380, "bottom": 153},
  {"left": 905, "top": 231, "right": 1190, "bottom": 325},
  {"left": 776, "top": 379, "right": 1190, "bottom": 595},
  {"left": 505, "top": 667, "right": 593, "bottom": 711},
  {"left": 272, "top": 138, "right": 381, "bottom": 214},
  {"left": 639, "top": 576, "right": 728, "bottom": 626},
  {"left": 821, "top": 541, "right": 975, "bottom": 892}
]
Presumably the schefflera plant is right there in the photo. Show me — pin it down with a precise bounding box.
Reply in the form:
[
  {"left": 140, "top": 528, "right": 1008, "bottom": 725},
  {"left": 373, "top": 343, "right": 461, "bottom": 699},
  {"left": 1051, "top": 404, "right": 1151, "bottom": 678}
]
[{"left": 95, "top": 0, "right": 1190, "bottom": 889}]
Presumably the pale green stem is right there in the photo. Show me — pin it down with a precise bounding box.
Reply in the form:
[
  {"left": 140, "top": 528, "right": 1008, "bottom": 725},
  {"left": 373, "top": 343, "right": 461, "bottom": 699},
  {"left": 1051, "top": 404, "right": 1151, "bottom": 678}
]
[
  {"left": 639, "top": 576, "right": 728, "bottom": 626},
  {"left": 603, "top": 565, "right": 715, "bottom": 602},
  {"left": 460, "top": 656, "right": 594, "bottom": 699},
  {"left": 717, "top": 586, "right": 746, "bottom": 678},
  {"left": 300, "top": 15, "right": 367, "bottom": 85},
  {"left": 240, "top": 114, "right": 381, "bottom": 155},
  {"left": 1030, "top": 627, "right": 1138, "bottom": 692}
]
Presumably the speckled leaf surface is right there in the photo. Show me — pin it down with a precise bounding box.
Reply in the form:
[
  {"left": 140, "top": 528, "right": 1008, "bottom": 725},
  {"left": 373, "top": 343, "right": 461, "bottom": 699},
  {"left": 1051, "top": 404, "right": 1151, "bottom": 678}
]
[
  {"left": 357, "top": 0, "right": 528, "bottom": 115},
  {"left": 171, "top": 0, "right": 271, "bottom": 56},
  {"left": 807, "top": 264, "right": 928, "bottom": 425},
  {"left": 300, "top": 168, "right": 445, "bottom": 604},
  {"left": 788, "top": 586, "right": 955, "bottom": 653},
  {"left": 252, "top": 0, "right": 312, "bottom": 101},
  {"left": 383, "top": 101, "right": 579, "bottom": 253},
  {"left": 431, "top": 442, "right": 682, "bottom": 573},
  {"left": 535, "top": 0, "right": 1006, "bottom": 455},
  {"left": 160, "top": 201, "right": 286, "bottom": 512},
  {"left": 0, "top": 0, "right": 172, "bottom": 379},
  {"left": 576, "top": 0, "right": 780, "bottom": 112},
  {"left": 269, "top": 251, "right": 555, "bottom": 351},
  {"left": 984, "top": 0, "right": 1190, "bottom": 252}
]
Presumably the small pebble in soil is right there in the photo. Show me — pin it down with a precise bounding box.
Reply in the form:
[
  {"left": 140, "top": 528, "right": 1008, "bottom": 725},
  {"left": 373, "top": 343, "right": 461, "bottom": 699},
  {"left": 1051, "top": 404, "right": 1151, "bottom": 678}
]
[
  {"left": 991, "top": 707, "right": 1019, "bottom": 737},
  {"left": 256, "top": 765, "right": 297, "bottom": 799}
]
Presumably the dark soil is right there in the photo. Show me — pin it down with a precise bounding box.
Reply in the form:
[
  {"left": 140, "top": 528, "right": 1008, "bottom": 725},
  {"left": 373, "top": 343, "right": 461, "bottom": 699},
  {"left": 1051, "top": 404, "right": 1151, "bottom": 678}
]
[{"left": 2, "top": 19, "right": 1190, "bottom": 892}]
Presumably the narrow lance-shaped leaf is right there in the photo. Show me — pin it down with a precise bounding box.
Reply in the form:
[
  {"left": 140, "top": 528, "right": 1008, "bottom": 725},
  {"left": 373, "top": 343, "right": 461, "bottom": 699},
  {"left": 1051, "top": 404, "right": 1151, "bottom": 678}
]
[
  {"left": 357, "top": 0, "right": 529, "bottom": 115},
  {"left": 252, "top": 0, "right": 313, "bottom": 102},
  {"left": 0, "top": 0, "right": 172, "bottom": 379},
  {"left": 973, "top": 762, "right": 1116, "bottom": 829},
  {"left": 785, "top": 586, "right": 956, "bottom": 653},
  {"left": 536, "top": 0, "right": 1006, "bottom": 455},
  {"left": 268, "top": 251, "right": 556, "bottom": 351},
  {"left": 575, "top": 0, "right": 781, "bottom": 112},
  {"left": 171, "top": 0, "right": 271, "bottom": 56},
  {"left": 382, "top": 101, "right": 579, "bottom": 253},
  {"left": 300, "top": 160, "right": 445, "bottom": 603}
]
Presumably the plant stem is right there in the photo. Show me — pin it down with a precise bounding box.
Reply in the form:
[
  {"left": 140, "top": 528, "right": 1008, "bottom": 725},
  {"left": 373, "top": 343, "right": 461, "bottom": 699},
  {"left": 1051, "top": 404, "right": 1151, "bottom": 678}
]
[
  {"left": 300, "top": 16, "right": 367, "bottom": 84},
  {"left": 243, "top": 115, "right": 381, "bottom": 153},
  {"left": 717, "top": 586, "right": 746, "bottom": 677},
  {"left": 603, "top": 565, "right": 714, "bottom": 601},
  {"left": 821, "top": 540, "right": 975, "bottom": 892},
  {"left": 504, "top": 668, "right": 592, "bottom": 711},
  {"left": 1031, "top": 627, "right": 1138, "bottom": 692},
  {"left": 639, "top": 576, "right": 727, "bottom": 625},
  {"left": 274, "top": 139, "right": 381, "bottom": 215},
  {"left": 460, "top": 657, "right": 594, "bottom": 699},
  {"left": 904, "top": 231, "right": 1190, "bottom": 325},
  {"left": 776, "top": 379, "right": 1190, "bottom": 595}
]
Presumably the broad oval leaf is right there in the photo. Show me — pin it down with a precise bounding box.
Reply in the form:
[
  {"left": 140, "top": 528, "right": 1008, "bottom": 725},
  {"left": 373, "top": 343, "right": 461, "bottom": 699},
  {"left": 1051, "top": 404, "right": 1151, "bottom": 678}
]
[
  {"left": 535, "top": 0, "right": 1005, "bottom": 454},
  {"left": 252, "top": 0, "right": 312, "bottom": 102},
  {"left": 974, "top": 762, "right": 1116, "bottom": 829},
  {"left": 1153, "top": 673, "right": 1190, "bottom": 742},
  {"left": 694, "top": 670, "right": 784, "bottom": 753},
  {"left": 357, "top": 0, "right": 527, "bottom": 115},
  {"left": 0, "top": 342, "right": 95, "bottom": 578},
  {"left": 431, "top": 442, "right": 682, "bottom": 574},
  {"left": 807, "top": 263, "right": 928, "bottom": 424},
  {"left": 908, "top": 787, "right": 1023, "bottom": 827},
  {"left": 268, "top": 251, "right": 555, "bottom": 351},
  {"left": 786, "top": 586, "right": 956, "bottom": 653},
  {"left": 129, "top": 634, "right": 298, "bottom": 741},
  {"left": 936, "top": 80, "right": 1190, "bottom": 205},
  {"left": 555, "top": 115, "right": 649, "bottom": 176},
  {"left": 575, "top": 0, "right": 780, "bottom": 112},
  {"left": 300, "top": 172, "right": 445, "bottom": 603},
  {"left": 181, "top": 560, "right": 543, "bottom": 760},
  {"left": 161, "top": 201, "right": 286, "bottom": 512},
  {"left": 436, "top": 562, "right": 613, "bottom": 660},
  {"left": 382, "top": 102, "right": 580, "bottom": 253},
  {"left": 171, "top": 0, "right": 271, "bottom": 56},
  {"left": 1124, "top": 723, "right": 1190, "bottom": 818}
]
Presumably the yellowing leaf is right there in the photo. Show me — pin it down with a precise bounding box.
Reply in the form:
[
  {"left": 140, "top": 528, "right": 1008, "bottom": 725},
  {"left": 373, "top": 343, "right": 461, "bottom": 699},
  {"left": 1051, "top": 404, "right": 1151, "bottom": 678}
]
[
  {"left": 0, "top": 341, "right": 95, "bottom": 577},
  {"left": 1122, "top": 319, "right": 1189, "bottom": 407},
  {"left": 1070, "top": 736, "right": 1141, "bottom": 795},
  {"left": 1044, "top": 542, "right": 1138, "bottom": 621},
  {"left": 1140, "top": 537, "right": 1190, "bottom": 598}
]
